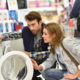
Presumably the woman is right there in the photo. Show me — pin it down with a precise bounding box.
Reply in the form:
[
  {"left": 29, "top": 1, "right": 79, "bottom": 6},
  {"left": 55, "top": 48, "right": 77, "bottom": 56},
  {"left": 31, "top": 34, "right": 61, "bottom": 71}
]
[{"left": 31, "top": 23, "right": 77, "bottom": 80}]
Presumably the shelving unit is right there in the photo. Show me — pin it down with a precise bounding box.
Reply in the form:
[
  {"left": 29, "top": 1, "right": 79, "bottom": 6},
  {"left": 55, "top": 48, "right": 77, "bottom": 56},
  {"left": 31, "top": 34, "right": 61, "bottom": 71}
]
[{"left": 0, "top": 0, "right": 74, "bottom": 33}]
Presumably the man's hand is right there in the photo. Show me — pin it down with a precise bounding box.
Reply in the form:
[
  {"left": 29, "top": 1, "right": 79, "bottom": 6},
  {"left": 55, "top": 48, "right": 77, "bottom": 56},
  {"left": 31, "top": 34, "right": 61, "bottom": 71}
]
[
  {"left": 22, "top": 51, "right": 31, "bottom": 57},
  {"left": 64, "top": 73, "right": 76, "bottom": 79},
  {"left": 0, "top": 36, "right": 3, "bottom": 42}
]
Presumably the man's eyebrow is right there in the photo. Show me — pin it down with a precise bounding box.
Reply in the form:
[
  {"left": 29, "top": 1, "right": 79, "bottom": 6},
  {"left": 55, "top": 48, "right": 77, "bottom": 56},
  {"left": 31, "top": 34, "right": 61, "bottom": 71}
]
[
  {"left": 32, "top": 23, "right": 35, "bottom": 25},
  {"left": 31, "top": 23, "right": 35, "bottom": 26}
]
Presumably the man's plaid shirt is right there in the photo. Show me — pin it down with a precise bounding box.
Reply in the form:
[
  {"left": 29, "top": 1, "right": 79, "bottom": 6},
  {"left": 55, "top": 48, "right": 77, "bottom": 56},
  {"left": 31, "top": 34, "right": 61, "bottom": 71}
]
[{"left": 2, "top": 31, "right": 50, "bottom": 60}]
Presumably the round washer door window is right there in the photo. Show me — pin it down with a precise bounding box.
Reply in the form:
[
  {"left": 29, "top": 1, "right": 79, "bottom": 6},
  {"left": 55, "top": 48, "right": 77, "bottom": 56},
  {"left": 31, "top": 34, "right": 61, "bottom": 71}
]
[{"left": 0, "top": 51, "right": 33, "bottom": 80}]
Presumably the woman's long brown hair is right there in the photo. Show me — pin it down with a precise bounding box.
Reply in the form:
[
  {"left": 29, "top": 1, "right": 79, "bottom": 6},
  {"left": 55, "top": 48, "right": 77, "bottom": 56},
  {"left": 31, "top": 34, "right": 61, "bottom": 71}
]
[{"left": 44, "top": 23, "right": 65, "bottom": 55}]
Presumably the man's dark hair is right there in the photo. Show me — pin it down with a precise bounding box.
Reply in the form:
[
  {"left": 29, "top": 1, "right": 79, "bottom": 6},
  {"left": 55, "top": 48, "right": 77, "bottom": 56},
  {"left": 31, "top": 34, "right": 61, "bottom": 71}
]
[{"left": 25, "top": 11, "right": 42, "bottom": 22}]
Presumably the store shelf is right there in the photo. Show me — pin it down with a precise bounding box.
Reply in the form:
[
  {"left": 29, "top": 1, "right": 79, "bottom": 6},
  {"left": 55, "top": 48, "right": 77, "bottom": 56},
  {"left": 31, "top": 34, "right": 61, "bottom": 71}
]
[{"left": 28, "top": 7, "right": 56, "bottom": 11}]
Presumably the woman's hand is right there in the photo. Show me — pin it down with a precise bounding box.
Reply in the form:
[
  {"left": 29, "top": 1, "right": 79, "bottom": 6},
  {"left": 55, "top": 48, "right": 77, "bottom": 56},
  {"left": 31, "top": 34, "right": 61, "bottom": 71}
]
[
  {"left": 31, "top": 59, "right": 40, "bottom": 70},
  {"left": 64, "top": 73, "right": 76, "bottom": 79}
]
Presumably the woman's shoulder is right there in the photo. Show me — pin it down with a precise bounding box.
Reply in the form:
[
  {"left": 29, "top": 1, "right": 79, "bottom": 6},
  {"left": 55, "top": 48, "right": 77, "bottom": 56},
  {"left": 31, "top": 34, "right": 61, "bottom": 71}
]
[{"left": 62, "top": 37, "right": 72, "bottom": 45}]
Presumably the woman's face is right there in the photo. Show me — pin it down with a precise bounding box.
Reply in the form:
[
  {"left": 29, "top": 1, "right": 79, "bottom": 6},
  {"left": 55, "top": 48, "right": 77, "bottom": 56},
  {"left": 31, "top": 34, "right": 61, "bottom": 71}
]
[{"left": 43, "top": 28, "right": 55, "bottom": 43}]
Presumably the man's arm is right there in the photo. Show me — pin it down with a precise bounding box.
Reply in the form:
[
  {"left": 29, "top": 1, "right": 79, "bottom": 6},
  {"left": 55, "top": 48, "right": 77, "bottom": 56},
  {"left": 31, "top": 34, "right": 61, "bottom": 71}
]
[
  {"left": 0, "top": 31, "right": 22, "bottom": 41},
  {"left": 70, "top": 0, "right": 80, "bottom": 18},
  {"left": 24, "top": 51, "right": 50, "bottom": 60}
]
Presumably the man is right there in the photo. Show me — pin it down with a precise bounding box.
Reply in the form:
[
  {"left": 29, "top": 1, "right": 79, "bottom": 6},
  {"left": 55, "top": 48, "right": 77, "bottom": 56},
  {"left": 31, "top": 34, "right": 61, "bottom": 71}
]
[
  {"left": 20, "top": 11, "right": 50, "bottom": 80},
  {"left": 0, "top": 11, "right": 50, "bottom": 80}
]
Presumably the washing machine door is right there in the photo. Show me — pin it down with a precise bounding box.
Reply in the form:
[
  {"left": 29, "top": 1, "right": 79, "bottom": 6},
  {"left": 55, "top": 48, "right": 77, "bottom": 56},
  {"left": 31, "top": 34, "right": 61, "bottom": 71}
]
[{"left": 0, "top": 51, "right": 33, "bottom": 80}]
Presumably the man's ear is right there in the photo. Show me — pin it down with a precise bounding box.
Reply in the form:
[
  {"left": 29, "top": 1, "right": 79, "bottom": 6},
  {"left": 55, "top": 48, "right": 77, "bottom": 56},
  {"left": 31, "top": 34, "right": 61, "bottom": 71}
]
[{"left": 39, "top": 20, "right": 42, "bottom": 25}]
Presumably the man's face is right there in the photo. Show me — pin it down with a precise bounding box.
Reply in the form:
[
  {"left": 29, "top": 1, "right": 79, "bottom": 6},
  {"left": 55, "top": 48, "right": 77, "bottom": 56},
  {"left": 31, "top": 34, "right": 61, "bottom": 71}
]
[{"left": 27, "top": 19, "right": 42, "bottom": 35}]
